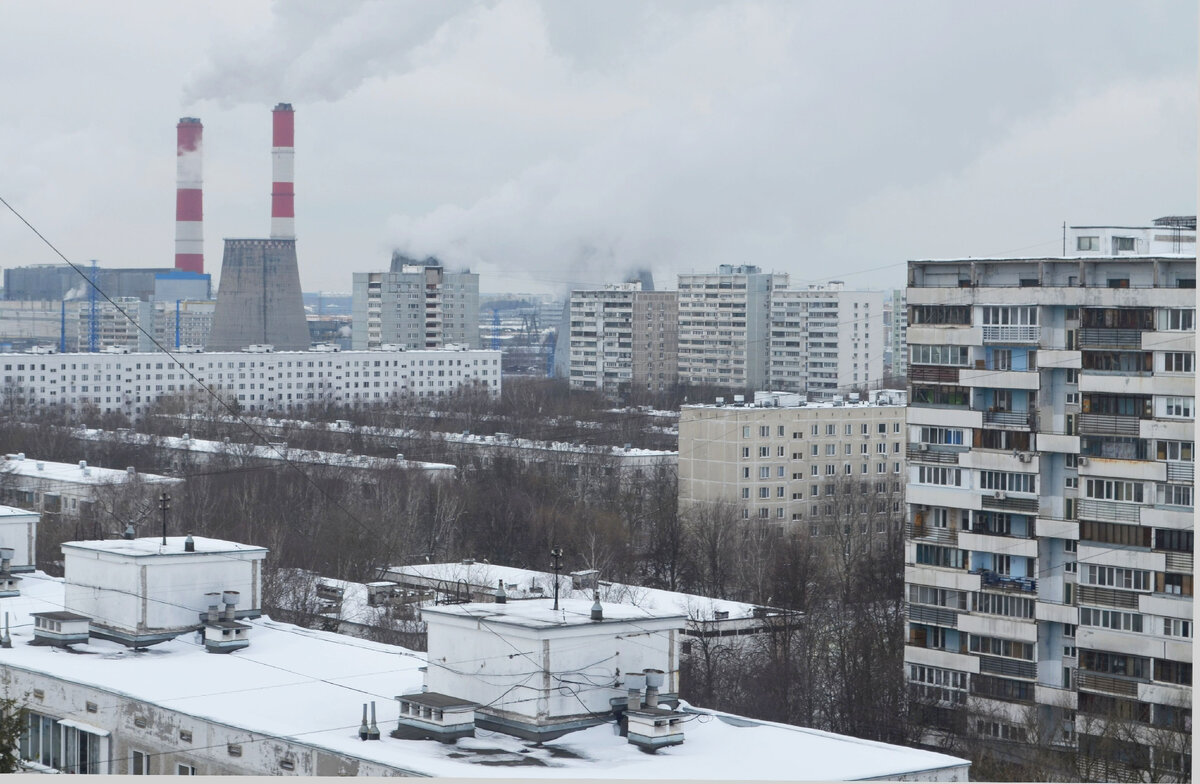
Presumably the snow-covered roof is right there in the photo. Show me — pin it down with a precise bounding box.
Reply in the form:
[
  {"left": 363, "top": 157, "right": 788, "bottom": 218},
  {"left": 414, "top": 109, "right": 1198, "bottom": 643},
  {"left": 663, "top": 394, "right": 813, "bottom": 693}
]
[
  {"left": 389, "top": 563, "right": 781, "bottom": 622},
  {"left": 74, "top": 429, "right": 456, "bottom": 474},
  {"left": 424, "top": 597, "right": 684, "bottom": 630},
  {"left": 61, "top": 535, "right": 267, "bottom": 559},
  {"left": 0, "top": 505, "right": 38, "bottom": 518},
  {"left": 0, "top": 454, "right": 179, "bottom": 486},
  {"left": 0, "top": 571, "right": 968, "bottom": 780}
]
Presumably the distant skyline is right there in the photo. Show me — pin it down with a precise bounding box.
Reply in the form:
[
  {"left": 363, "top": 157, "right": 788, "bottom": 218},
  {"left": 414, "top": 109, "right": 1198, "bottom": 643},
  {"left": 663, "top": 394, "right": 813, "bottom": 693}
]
[{"left": 0, "top": 1, "right": 1194, "bottom": 296}]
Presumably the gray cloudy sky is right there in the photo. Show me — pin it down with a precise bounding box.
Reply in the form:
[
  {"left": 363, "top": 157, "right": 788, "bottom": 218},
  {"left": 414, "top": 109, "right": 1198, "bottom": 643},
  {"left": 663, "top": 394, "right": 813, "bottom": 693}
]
[{"left": 1, "top": 1, "right": 1194, "bottom": 295}]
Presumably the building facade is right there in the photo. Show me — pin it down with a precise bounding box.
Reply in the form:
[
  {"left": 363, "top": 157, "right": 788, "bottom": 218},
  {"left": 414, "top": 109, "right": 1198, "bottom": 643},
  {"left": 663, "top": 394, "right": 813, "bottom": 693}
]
[
  {"left": 767, "top": 282, "right": 885, "bottom": 399},
  {"left": 678, "top": 390, "right": 907, "bottom": 532},
  {"left": 677, "top": 265, "right": 787, "bottom": 390},
  {"left": 0, "top": 346, "right": 501, "bottom": 418},
  {"left": 887, "top": 288, "right": 908, "bottom": 381},
  {"left": 567, "top": 284, "right": 677, "bottom": 396},
  {"left": 904, "top": 255, "right": 1194, "bottom": 779},
  {"left": 352, "top": 256, "right": 480, "bottom": 350},
  {"left": 1068, "top": 216, "right": 1195, "bottom": 257}
]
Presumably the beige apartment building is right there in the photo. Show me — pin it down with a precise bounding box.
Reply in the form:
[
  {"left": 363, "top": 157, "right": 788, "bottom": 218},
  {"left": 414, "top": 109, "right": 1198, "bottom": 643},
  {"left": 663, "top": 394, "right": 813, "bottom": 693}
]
[{"left": 678, "top": 390, "right": 907, "bottom": 534}]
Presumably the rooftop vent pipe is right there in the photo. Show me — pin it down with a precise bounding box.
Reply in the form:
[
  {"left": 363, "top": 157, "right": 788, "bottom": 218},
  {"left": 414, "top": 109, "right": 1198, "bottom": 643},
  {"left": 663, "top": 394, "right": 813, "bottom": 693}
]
[
  {"left": 123, "top": 523, "right": 136, "bottom": 540},
  {"left": 625, "top": 671, "right": 645, "bottom": 710},
  {"left": 644, "top": 669, "right": 664, "bottom": 708},
  {"left": 184, "top": 533, "right": 195, "bottom": 552},
  {"left": 1, "top": 612, "right": 10, "bottom": 649},
  {"left": 0, "top": 548, "right": 12, "bottom": 575},
  {"left": 590, "top": 589, "right": 603, "bottom": 621},
  {"left": 494, "top": 579, "right": 507, "bottom": 604},
  {"left": 222, "top": 590, "right": 239, "bottom": 621},
  {"left": 205, "top": 592, "right": 221, "bottom": 623}
]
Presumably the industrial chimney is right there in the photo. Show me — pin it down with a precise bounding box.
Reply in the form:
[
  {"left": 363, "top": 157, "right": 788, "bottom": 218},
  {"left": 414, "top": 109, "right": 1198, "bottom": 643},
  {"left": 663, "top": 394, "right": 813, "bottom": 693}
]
[
  {"left": 271, "top": 103, "right": 295, "bottom": 240},
  {"left": 175, "top": 118, "right": 204, "bottom": 273}
]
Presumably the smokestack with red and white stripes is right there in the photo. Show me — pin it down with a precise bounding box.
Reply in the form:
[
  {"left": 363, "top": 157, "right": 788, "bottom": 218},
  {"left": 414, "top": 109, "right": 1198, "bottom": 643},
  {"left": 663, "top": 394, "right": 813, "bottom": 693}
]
[
  {"left": 271, "top": 103, "right": 295, "bottom": 240},
  {"left": 174, "top": 117, "right": 204, "bottom": 273}
]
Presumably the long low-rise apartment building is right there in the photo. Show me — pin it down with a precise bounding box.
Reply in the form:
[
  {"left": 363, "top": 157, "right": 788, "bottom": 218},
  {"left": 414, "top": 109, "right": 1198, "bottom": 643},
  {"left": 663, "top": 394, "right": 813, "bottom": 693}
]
[{"left": 0, "top": 345, "right": 501, "bottom": 418}]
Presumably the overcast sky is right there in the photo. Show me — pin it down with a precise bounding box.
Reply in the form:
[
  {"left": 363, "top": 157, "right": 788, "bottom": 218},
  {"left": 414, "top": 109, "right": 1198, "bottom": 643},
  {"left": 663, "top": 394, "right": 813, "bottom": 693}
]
[{"left": 1, "top": 1, "right": 1194, "bottom": 296}]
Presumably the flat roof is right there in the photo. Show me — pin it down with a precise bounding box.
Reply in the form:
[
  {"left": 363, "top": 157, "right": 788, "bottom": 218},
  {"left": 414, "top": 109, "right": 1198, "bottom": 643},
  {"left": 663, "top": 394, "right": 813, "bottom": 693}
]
[
  {"left": 0, "top": 571, "right": 968, "bottom": 780},
  {"left": 0, "top": 505, "right": 38, "bottom": 518},
  {"left": 0, "top": 456, "right": 178, "bottom": 487},
  {"left": 61, "top": 536, "right": 267, "bottom": 558},
  {"left": 909, "top": 255, "right": 1191, "bottom": 263},
  {"left": 422, "top": 597, "right": 686, "bottom": 629}
]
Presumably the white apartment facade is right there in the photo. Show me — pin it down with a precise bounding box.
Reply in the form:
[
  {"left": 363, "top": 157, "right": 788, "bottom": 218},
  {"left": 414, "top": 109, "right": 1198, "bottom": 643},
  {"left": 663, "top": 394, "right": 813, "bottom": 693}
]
[
  {"left": 1068, "top": 215, "right": 1195, "bottom": 257},
  {"left": 0, "top": 346, "right": 501, "bottom": 418},
  {"left": 677, "top": 265, "right": 787, "bottom": 390},
  {"left": 887, "top": 288, "right": 908, "bottom": 380},
  {"left": 352, "top": 260, "right": 480, "bottom": 350},
  {"left": 904, "top": 255, "right": 1193, "bottom": 780},
  {"left": 0, "top": 453, "right": 179, "bottom": 522},
  {"left": 678, "top": 390, "right": 907, "bottom": 532},
  {"left": 568, "top": 284, "right": 677, "bottom": 396},
  {"left": 768, "top": 282, "right": 885, "bottom": 399}
]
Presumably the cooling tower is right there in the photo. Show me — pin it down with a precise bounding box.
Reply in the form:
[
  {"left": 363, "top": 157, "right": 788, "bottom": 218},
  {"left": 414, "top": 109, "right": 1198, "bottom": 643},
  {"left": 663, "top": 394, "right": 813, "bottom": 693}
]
[{"left": 207, "top": 104, "right": 309, "bottom": 351}]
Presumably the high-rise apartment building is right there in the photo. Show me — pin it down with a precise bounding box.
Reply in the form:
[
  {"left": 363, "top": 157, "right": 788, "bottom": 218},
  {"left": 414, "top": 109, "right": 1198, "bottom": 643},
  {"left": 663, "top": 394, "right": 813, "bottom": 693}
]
[
  {"left": 904, "top": 254, "right": 1194, "bottom": 779},
  {"left": 567, "top": 284, "right": 677, "bottom": 396},
  {"left": 767, "top": 283, "right": 884, "bottom": 399},
  {"left": 678, "top": 389, "right": 907, "bottom": 530},
  {"left": 352, "top": 255, "right": 480, "bottom": 350},
  {"left": 886, "top": 288, "right": 908, "bottom": 381},
  {"left": 677, "top": 265, "right": 787, "bottom": 390}
]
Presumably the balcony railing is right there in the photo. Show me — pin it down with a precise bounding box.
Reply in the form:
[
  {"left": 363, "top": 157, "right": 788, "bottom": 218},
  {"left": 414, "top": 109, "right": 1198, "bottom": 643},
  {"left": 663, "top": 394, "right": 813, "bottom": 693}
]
[
  {"left": 1078, "top": 328, "right": 1143, "bottom": 349},
  {"left": 907, "top": 523, "right": 959, "bottom": 545},
  {"left": 965, "top": 522, "right": 1037, "bottom": 540},
  {"left": 975, "top": 569, "right": 1037, "bottom": 593},
  {"left": 1077, "top": 498, "right": 1141, "bottom": 524},
  {"left": 909, "top": 365, "right": 961, "bottom": 384},
  {"left": 982, "top": 325, "right": 1040, "bottom": 343},
  {"left": 1077, "top": 413, "right": 1141, "bottom": 437},
  {"left": 978, "top": 655, "right": 1037, "bottom": 680},
  {"left": 1076, "top": 671, "right": 1140, "bottom": 698},
  {"left": 1166, "top": 462, "right": 1194, "bottom": 483},
  {"left": 906, "top": 603, "right": 960, "bottom": 628},
  {"left": 982, "top": 410, "right": 1032, "bottom": 428},
  {"left": 1077, "top": 585, "right": 1139, "bottom": 609},
  {"left": 906, "top": 445, "right": 961, "bottom": 464},
  {"left": 981, "top": 493, "right": 1039, "bottom": 514},
  {"left": 1163, "top": 550, "right": 1193, "bottom": 573}
]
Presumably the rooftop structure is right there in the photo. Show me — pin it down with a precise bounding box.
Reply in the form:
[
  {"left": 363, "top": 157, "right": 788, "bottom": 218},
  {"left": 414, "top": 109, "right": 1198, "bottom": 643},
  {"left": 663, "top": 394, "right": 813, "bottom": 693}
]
[
  {"left": 1068, "top": 215, "right": 1195, "bottom": 257},
  {"left": 2, "top": 554, "right": 969, "bottom": 778}
]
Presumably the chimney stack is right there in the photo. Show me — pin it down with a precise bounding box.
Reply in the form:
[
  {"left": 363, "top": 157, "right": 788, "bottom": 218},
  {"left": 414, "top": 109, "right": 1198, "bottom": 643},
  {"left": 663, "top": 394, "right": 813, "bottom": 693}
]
[
  {"left": 175, "top": 117, "right": 204, "bottom": 273},
  {"left": 205, "top": 592, "right": 221, "bottom": 624},
  {"left": 0, "top": 548, "right": 12, "bottom": 575},
  {"left": 494, "top": 579, "right": 507, "bottom": 604},
  {"left": 270, "top": 103, "right": 295, "bottom": 240},
  {"left": 222, "top": 590, "right": 239, "bottom": 621}
]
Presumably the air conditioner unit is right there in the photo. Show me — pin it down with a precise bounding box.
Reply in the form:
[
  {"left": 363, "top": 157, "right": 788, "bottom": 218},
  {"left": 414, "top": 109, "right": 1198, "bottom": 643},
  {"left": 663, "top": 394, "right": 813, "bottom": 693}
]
[
  {"left": 1018, "top": 452, "right": 1031, "bottom": 463},
  {"left": 1077, "top": 457, "right": 1089, "bottom": 466},
  {"left": 995, "top": 491, "right": 1006, "bottom": 500},
  {"left": 918, "top": 443, "right": 929, "bottom": 452}
]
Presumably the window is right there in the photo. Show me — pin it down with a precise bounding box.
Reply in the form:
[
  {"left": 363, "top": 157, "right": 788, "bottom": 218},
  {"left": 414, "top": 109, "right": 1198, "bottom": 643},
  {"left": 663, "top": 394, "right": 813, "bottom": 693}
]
[
  {"left": 825, "top": 424, "right": 836, "bottom": 435},
  {"left": 1156, "top": 440, "right": 1194, "bottom": 462},
  {"left": 759, "top": 467, "right": 770, "bottom": 479},
  {"left": 1162, "top": 352, "right": 1194, "bottom": 373},
  {"left": 1113, "top": 236, "right": 1136, "bottom": 252},
  {"left": 1164, "top": 618, "right": 1192, "bottom": 638},
  {"left": 1082, "top": 564, "right": 1150, "bottom": 591},
  {"left": 742, "top": 426, "right": 750, "bottom": 438},
  {"left": 826, "top": 444, "right": 837, "bottom": 456},
  {"left": 1162, "top": 397, "right": 1194, "bottom": 418},
  {"left": 1160, "top": 308, "right": 1195, "bottom": 331},
  {"left": 760, "top": 426, "right": 770, "bottom": 437},
  {"left": 1076, "top": 236, "right": 1098, "bottom": 251},
  {"left": 1083, "top": 478, "right": 1143, "bottom": 503},
  {"left": 909, "top": 344, "right": 971, "bottom": 366},
  {"left": 759, "top": 446, "right": 770, "bottom": 457},
  {"left": 177, "top": 764, "right": 196, "bottom": 775},
  {"left": 1079, "top": 607, "right": 1143, "bottom": 633},
  {"left": 1156, "top": 483, "right": 1193, "bottom": 507},
  {"left": 132, "top": 750, "right": 151, "bottom": 775}
]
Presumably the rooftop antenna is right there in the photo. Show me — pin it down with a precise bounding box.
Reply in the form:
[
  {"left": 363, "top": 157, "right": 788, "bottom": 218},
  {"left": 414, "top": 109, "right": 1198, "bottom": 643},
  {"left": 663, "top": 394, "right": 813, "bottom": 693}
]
[
  {"left": 158, "top": 492, "right": 171, "bottom": 545},
  {"left": 550, "top": 547, "right": 563, "bottom": 611}
]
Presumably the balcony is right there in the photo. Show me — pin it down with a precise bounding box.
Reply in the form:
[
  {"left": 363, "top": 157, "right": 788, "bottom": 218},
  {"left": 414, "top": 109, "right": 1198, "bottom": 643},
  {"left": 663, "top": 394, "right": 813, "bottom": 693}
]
[
  {"left": 978, "top": 655, "right": 1037, "bottom": 680},
  {"left": 982, "top": 325, "right": 1039, "bottom": 343},
  {"left": 907, "top": 522, "right": 959, "bottom": 545},
  {"left": 981, "top": 410, "right": 1032, "bottom": 429},
  {"left": 906, "top": 603, "right": 960, "bottom": 627},
  {"left": 906, "top": 444, "right": 962, "bottom": 464},
  {"left": 1076, "top": 671, "right": 1140, "bottom": 698},
  {"left": 1077, "top": 413, "right": 1142, "bottom": 437},
  {"left": 1163, "top": 550, "right": 1193, "bottom": 573},
  {"left": 974, "top": 569, "right": 1037, "bottom": 593},
  {"left": 980, "top": 493, "right": 1039, "bottom": 514},
  {"left": 1165, "top": 462, "right": 1193, "bottom": 482},
  {"left": 1078, "top": 328, "right": 1142, "bottom": 349},
  {"left": 1076, "top": 585, "right": 1139, "bottom": 610},
  {"left": 1076, "top": 498, "right": 1140, "bottom": 524},
  {"left": 909, "top": 365, "right": 961, "bottom": 384}
]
